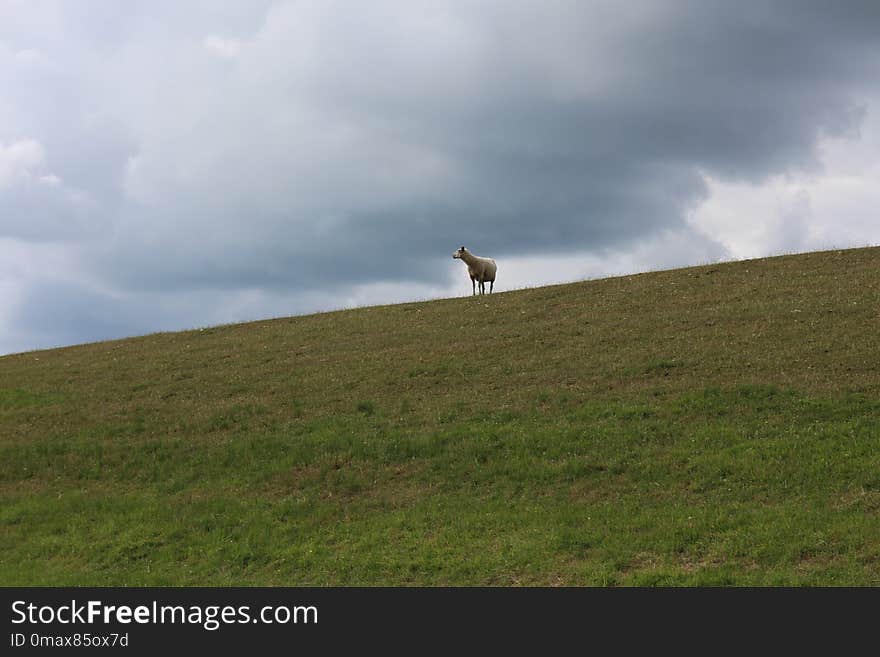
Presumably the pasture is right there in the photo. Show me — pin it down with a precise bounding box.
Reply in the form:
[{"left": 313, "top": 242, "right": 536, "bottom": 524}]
[{"left": 2, "top": 247, "right": 879, "bottom": 585}]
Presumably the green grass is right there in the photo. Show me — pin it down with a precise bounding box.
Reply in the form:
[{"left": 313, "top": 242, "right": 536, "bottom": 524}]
[{"left": 2, "top": 247, "right": 880, "bottom": 585}]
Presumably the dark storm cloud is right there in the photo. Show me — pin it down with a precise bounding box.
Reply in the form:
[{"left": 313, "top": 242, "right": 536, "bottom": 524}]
[{"left": 2, "top": 0, "right": 880, "bottom": 352}]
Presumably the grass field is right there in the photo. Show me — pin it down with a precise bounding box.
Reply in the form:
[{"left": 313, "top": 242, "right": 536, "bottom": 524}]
[{"left": 2, "top": 247, "right": 880, "bottom": 585}]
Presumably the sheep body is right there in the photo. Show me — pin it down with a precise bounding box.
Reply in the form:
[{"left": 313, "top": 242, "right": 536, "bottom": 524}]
[{"left": 453, "top": 246, "right": 497, "bottom": 295}]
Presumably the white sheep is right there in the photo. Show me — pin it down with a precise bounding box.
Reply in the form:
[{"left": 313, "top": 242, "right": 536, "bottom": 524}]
[{"left": 452, "top": 246, "right": 497, "bottom": 295}]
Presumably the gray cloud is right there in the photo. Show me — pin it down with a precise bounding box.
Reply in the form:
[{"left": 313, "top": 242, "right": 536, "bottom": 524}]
[
  {"left": 2, "top": 1, "right": 880, "bottom": 353},
  {"left": 8, "top": 280, "right": 155, "bottom": 351}
]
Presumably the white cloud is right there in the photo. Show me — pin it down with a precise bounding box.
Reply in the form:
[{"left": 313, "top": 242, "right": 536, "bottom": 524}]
[
  {"left": 38, "top": 173, "right": 61, "bottom": 186},
  {"left": 13, "top": 48, "right": 51, "bottom": 67},
  {"left": 203, "top": 35, "right": 242, "bottom": 59},
  {"left": 0, "top": 139, "right": 103, "bottom": 242},
  {"left": 689, "top": 101, "right": 880, "bottom": 259},
  {"left": 480, "top": 227, "right": 728, "bottom": 295},
  {"left": 0, "top": 138, "right": 45, "bottom": 188},
  {"left": 338, "top": 279, "right": 456, "bottom": 310}
]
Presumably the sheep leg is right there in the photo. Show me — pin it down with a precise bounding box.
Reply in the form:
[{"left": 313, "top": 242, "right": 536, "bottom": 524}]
[{"left": 490, "top": 280, "right": 494, "bottom": 293}]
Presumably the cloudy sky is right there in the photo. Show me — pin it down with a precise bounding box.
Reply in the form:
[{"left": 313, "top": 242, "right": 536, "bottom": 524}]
[{"left": 2, "top": 1, "right": 880, "bottom": 355}]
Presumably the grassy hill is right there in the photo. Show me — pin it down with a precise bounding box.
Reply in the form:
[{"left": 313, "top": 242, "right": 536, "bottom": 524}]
[{"left": 2, "top": 247, "right": 880, "bottom": 585}]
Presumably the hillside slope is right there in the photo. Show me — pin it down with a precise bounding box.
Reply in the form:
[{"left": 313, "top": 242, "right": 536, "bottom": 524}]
[{"left": 2, "top": 247, "right": 880, "bottom": 585}]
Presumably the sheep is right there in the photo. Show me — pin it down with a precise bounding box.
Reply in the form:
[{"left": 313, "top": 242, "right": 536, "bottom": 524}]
[{"left": 452, "top": 246, "right": 497, "bottom": 295}]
